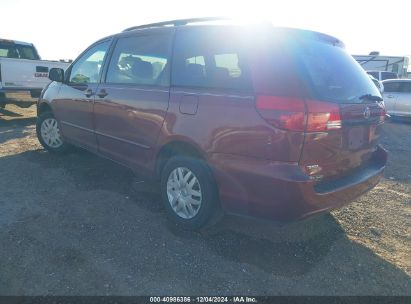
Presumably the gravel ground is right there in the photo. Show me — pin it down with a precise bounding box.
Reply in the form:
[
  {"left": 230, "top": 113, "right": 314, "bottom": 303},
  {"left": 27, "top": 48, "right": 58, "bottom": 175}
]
[{"left": 0, "top": 104, "right": 410, "bottom": 296}]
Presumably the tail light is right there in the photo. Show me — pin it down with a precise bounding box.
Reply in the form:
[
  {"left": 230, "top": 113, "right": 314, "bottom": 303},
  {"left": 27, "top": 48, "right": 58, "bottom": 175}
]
[
  {"left": 305, "top": 100, "right": 341, "bottom": 131},
  {"left": 256, "top": 96, "right": 342, "bottom": 132},
  {"left": 379, "top": 107, "right": 386, "bottom": 123},
  {"left": 255, "top": 96, "right": 305, "bottom": 131}
]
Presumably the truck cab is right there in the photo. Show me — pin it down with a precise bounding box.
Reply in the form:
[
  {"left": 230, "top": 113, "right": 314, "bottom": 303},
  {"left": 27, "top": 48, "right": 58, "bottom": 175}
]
[{"left": 0, "top": 38, "right": 70, "bottom": 107}]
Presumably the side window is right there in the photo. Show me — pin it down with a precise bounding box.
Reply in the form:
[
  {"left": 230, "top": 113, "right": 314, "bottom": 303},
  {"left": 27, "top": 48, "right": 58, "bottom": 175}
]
[
  {"left": 186, "top": 56, "right": 205, "bottom": 66},
  {"left": 215, "top": 53, "right": 242, "bottom": 78},
  {"left": 0, "top": 44, "right": 18, "bottom": 58},
  {"left": 381, "top": 72, "right": 398, "bottom": 80},
  {"left": 172, "top": 29, "right": 252, "bottom": 91},
  {"left": 69, "top": 41, "right": 110, "bottom": 84},
  {"left": 400, "top": 82, "right": 411, "bottom": 93},
  {"left": 17, "top": 46, "right": 38, "bottom": 60},
  {"left": 383, "top": 82, "right": 401, "bottom": 93},
  {"left": 0, "top": 45, "right": 9, "bottom": 57},
  {"left": 105, "top": 34, "right": 172, "bottom": 86}
]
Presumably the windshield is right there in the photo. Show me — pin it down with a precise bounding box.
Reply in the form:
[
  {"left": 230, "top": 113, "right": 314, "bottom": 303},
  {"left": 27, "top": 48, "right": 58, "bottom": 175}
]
[
  {"left": 294, "top": 39, "right": 381, "bottom": 103},
  {"left": 0, "top": 42, "right": 40, "bottom": 60}
]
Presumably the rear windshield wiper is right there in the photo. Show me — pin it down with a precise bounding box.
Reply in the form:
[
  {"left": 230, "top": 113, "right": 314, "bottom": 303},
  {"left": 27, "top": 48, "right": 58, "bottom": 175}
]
[{"left": 359, "top": 94, "right": 383, "bottom": 102}]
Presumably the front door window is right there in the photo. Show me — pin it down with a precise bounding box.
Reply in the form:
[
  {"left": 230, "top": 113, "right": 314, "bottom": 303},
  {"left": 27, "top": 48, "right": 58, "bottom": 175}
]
[{"left": 68, "top": 41, "right": 110, "bottom": 84}]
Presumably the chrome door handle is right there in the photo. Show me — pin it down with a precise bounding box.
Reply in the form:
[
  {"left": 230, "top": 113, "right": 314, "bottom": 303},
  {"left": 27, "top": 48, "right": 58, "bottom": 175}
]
[
  {"left": 84, "top": 89, "right": 94, "bottom": 98},
  {"left": 386, "top": 95, "right": 394, "bottom": 98}
]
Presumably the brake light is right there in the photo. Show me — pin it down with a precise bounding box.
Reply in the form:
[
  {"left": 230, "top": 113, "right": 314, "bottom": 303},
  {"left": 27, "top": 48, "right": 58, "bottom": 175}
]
[
  {"left": 256, "top": 96, "right": 306, "bottom": 131},
  {"left": 379, "top": 107, "right": 386, "bottom": 123},
  {"left": 305, "top": 100, "right": 341, "bottom": 131},
  {"left": 255, "top": 96, "right": 342, "bottom": 132}
]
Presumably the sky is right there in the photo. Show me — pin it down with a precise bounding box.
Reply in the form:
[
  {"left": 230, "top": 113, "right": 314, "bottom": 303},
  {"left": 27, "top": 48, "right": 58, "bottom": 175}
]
[{"left": 1, "top": 0, "right": 410, "bottom": 61}]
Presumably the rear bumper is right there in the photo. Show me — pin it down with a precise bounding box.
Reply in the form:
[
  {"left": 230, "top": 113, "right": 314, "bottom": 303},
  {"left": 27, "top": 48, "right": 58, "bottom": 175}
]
[{"left": 208, "top": 145, "right": 387, "bottom": 221}]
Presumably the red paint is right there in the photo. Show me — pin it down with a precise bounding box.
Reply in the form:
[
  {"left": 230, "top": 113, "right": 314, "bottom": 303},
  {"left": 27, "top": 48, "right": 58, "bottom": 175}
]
[{"left": 39, "top": 24, "right": 387, "bottom": 222}]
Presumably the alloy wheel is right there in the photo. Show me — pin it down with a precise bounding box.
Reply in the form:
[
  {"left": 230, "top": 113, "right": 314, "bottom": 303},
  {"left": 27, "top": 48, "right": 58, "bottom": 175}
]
[
  {"left": 40, "top": 118, "right": 63, "bottom": 148},
  {"left": 166, "top": 167, "right": 202, "bottom": 219}
]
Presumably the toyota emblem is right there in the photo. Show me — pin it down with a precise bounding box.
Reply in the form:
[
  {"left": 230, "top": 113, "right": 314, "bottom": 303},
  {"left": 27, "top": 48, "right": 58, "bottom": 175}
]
[{"left": 364, "top": 107, "right": 371, "bottom": 119}]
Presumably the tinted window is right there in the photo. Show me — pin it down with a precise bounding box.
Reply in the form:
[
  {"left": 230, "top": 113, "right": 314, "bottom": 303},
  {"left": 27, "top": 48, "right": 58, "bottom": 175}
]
[
  {"left": 106, "top": 35, "right": 172, "bottom": 86},
  {"left": 172, "top": 29, "right": 252, "bottom": 91},
  {"left": 186, "top": 56, "right": 205, "bottom": 66},
  {"left": 215, "top": 53, "right": 243, "bottom": 78},
  {"left": 384, "top": 82, "right": 401, "bottom": 93},
  {"left": 0, "top": 43, "right": 39, "bottom": 60},
  {"left": 18, "top": 46, "right": 38, "bottom": 60},
  {"left": 400, "top": 82, "right": 411, "bottom": 93},
  {"left": 69, "top": 41, "right": 110, "bottom": 84},
  {"left": 381, "top": 72, "right": 398, "bottom": 80},
  {"left": 295, "top": 40, "right": 380, "bottom": 103}
]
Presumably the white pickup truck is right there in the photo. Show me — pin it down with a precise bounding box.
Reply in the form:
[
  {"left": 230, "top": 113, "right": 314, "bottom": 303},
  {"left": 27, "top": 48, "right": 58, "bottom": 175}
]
[{"left": 0, "top": 38, "right": 70, "bottom": 107}]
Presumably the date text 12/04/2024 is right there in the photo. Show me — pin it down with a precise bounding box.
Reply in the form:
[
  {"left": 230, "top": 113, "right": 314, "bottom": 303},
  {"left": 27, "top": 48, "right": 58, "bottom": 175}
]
[{"left": 149, "top": 297, "right": 257, "bottom": 303}]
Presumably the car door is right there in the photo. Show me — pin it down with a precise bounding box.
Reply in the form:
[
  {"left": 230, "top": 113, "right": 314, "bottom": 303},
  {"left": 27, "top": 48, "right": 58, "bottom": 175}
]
[
  {"left": 93, "top": 31, "right": 173, "bottom": 169},
  {"left": 52, "top": 40, "right": 111, "bottom": 153},
  {"left": 383, "top": 81, "right": 400, "bottom": 115},
  {"left": 395, "top": 82, "right": 411, "bottom": 116}
]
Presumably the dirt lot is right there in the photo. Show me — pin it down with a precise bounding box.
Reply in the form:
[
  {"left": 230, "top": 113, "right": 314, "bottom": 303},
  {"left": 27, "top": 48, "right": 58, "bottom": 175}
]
[{"left": 0, "top": 104, "right": 410, "bottom": 295}]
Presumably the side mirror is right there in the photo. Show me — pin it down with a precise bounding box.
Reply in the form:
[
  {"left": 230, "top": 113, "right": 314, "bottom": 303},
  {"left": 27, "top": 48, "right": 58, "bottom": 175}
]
[
  {"left": 379, "top": 83, "right": 384, "bottom": 94},
  {"left": 49, "top": 68, "right": 64, "bottom": 82}
]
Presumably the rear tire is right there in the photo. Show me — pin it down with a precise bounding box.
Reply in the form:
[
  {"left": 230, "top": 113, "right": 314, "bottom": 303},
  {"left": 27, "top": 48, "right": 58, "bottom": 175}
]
[
  {"left": 160, "top": 156, "right": 222, "bottom": 230},
  {"left": 36, "top": 111, "right": 70, "bottom": 154}
]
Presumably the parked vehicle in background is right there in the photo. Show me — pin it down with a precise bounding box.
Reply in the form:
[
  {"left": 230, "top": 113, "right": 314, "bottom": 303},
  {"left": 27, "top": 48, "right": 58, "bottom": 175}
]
[
  {"left": 36, "top": 18, "right": 387, "bottom": 229},
  {"left": 353, "top": 54, "right": 409, "bottom": 79},
  {"left": 0, "top": 38, "right": 70, "bottom": 108},
  {"left": 367, "top": 70, "right": 398, "bottom": 81},
  {"left": 382, "top": 79, "right": 411, "bottom": 118},
  {"left": 368, "top": 74, "right": 384, "bottom": 94}
]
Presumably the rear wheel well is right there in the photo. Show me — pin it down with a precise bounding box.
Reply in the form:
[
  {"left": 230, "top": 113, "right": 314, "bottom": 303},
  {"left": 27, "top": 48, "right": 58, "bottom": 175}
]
[
  {"left": 38, "top": 103, "right": 52, "bottom": 115},
  {"left": 155, "top": 141, "right": 205, "bottom": 179}
]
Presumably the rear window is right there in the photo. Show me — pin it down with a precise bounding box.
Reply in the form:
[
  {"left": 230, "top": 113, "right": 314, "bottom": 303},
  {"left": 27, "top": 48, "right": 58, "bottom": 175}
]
[
  {"left": 294, "top": 40, "right": 380, "bottom": 103},
  {"left": 0, "top": 42, "right": 39, "bottom": 60},
  {"left": 381, "top": 72, "right": 398, "bottom": 80}
]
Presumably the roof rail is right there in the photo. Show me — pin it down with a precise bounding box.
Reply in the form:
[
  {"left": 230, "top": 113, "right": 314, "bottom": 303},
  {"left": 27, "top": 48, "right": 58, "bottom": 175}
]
[{"left": 123, "top": 17, "right": 231, "bottom": 32}]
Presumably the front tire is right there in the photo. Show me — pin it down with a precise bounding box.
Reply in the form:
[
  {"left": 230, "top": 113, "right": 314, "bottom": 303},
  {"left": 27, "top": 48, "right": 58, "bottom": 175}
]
[
  {"left": 36, "top": 111, "right": 69, "bottom": 154},
  {"left": 160, "top": 156, "right": 222, "bottom": 230}
]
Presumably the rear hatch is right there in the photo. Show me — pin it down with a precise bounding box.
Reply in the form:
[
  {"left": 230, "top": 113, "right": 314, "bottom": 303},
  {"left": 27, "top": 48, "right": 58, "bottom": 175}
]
[
  {"left": 248, "top": 28, "right": 384, "bottom": 180},
  {"left": 293, "top": 34, "right": 385, "bottom": 181}
]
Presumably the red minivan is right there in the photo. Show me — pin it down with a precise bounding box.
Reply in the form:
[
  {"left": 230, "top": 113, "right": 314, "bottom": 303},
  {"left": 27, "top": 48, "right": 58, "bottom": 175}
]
[{"left": 36, "top": 18, "right": 387, "bottom": 229}]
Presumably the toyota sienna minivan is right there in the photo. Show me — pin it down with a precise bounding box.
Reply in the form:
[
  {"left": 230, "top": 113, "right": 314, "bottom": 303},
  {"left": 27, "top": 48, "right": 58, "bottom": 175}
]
[{"left": 36, "top": 18, "right": 387, "bottom": 229}]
